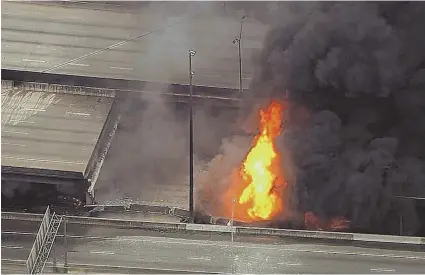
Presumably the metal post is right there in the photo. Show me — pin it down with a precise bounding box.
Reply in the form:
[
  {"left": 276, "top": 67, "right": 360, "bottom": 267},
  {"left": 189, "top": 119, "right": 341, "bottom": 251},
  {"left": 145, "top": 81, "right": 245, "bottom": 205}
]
[
  {"left": 189, "top": 49, "right": 196, "bottom": 223},
  {"left": 231, "top": 198, "right": 236, "bottom": 242},
  {"left": 64, "top": 216, "right": 68, "bottom": 273},
  {"left": 399, "top": 213, "right": 403, "bottom": 236},
  {"left": 233, "top": 15, "right": 246, "bottom": 94},
  {"left": 52, "top": 243, "right": 56, "bottom": 272}
]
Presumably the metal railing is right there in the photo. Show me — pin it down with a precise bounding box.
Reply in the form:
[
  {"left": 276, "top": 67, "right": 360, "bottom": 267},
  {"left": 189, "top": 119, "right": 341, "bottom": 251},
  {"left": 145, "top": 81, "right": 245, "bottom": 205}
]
[
  {"left": 31, "top": 213, "right": 63, "bottom": 274},
  {"left": 26, "top": 206, "right": 51, "bottom": 273},
  {"left": 26, "top": 207, "right": 63, "bottom": 274}
]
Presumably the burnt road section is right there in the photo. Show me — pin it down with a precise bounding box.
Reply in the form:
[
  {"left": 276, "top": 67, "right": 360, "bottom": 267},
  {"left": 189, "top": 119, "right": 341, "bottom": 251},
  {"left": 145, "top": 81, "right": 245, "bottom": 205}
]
[
  {"left": 2, "top": 219, "right": 425, "bottom": 274},
  {"left": 1, "top": 1, "right": 269, "bottom": 90}
]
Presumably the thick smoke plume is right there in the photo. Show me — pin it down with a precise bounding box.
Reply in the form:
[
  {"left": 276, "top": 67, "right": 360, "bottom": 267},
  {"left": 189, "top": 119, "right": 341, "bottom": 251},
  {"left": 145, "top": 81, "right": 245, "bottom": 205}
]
[{"left": 197, "top": 2, "right": 425, "bottom": 235}]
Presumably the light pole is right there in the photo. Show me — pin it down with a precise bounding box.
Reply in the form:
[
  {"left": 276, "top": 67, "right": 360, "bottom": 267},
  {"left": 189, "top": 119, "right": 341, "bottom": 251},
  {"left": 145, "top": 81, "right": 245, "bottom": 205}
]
[
  {"left": 231, "top": 198, "right": 236, "bottom": 242},
  {"left": 189, "top": 49, "right": 196, "bottom": 223},
  {"left": 233, "top": 15, "right": 246, "bottom": 94},
  {"left": 64, "top": 216, "right": 68, "bottom": 273}
]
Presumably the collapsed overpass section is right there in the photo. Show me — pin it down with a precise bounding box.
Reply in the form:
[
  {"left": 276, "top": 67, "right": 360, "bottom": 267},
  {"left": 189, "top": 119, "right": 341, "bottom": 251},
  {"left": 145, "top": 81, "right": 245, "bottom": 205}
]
[
  {"left": 1, "top": 70, "right": 241, "bottom": 212},
  {"left": 1, "top": 80, "right": 117, "bottom": 210}
]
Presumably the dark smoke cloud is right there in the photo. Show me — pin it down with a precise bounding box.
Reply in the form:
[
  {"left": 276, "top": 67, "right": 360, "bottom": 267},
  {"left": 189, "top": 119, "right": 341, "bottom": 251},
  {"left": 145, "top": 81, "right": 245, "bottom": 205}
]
[
  {"left": 246, "top": 2, "right": 425, "bottom": 235},
  {"left": 95, "top": 86, "right": 238, "bottom": 207},
  {"left": 198, "top": 2, "right": 425, "bottom": 235}
]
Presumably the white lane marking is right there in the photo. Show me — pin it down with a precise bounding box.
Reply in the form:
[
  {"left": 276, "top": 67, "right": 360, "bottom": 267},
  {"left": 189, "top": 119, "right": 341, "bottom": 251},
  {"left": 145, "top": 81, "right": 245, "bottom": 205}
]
[
  {"left": 277, "top": 262, "right": 302, "bottom": 266},
  {"left": 371, "top": 268, "right": 395, "bottom": 272},
  {"left": 1, "top": 245, "right": 24, "bottom": 249},
  {"left": 90, "top": 251, "right": 115, "bottom": 255},
  {"left": 2, "top": 142, "right": 26, "bottom": 147},
  {"left": 25, "top": 108, "right": 46, "bottom": 112},
  {"left": 22, "top": 59, "right": 46, "bottom": 63},
  {"left": 69, "top": 63, "right": 90, "bottom": 67},
  {"left": 187, "top": 256, "right": 211, "bottom": 261},
  {"left": 8, "top": 120, "right": 35, "bottom": 124},
  {"left": 65, "top": 111, "right": 90, "bottom": 117},
  {"left": 109, "top": 66, "right": 134, "bottom": 71},
  {"left": 2, "top": 155, "right": 85, "bottom": 165},
  {"left": 2, "top": 130, "right": 30, "bottom": 135}
]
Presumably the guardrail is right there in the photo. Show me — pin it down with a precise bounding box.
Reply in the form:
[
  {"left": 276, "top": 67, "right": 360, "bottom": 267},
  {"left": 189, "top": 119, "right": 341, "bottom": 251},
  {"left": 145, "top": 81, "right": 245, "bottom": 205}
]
[
  {"left": 26, "top": 207, "right": 51, "bottom": 274},
  {"left": 3, "top": 212, "right": 424, "bottom": 245}
]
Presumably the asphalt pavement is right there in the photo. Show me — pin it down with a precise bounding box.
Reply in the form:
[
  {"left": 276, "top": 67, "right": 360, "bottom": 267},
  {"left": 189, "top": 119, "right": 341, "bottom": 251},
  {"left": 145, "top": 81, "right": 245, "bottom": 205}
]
[
  {"left": 1, "top": 1, "right": 268, "bottom": 89},
  {"left": 2, "top": 220, "right": 425, "bottom": 274}
]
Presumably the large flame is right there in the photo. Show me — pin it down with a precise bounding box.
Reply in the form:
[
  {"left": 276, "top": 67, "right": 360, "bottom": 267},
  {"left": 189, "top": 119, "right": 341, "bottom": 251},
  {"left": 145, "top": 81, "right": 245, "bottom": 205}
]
[{"left": 238, "top": 100, "right": 285, "bottom": 220}]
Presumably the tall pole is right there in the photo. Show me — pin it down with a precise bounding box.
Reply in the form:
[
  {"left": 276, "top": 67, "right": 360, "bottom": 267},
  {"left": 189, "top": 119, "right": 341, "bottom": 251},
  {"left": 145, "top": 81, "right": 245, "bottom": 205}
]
[
  {"left": 233, "top": 15, "right": 246, "bottom": 94},
  {"left": 231, "top": 198, "right": 236, "bottom": 242},
  {"left": 64, "top": 216, "right": 68, "bottom": 273},
  {"left": 189, "top": 49, "right": 196, "bottom": 223}
]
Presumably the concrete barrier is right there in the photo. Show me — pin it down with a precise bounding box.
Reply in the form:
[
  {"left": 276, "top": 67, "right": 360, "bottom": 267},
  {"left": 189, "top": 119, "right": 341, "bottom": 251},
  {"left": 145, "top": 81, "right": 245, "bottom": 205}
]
[
  {"left": 236, "top": 226, "right": 354, "bottom": 241},
  {"left": 84, "top": 203, "right": 192, "bottom": 219},
  {"left": 68, "top": 216, "right": 186, "bottom": 230},
  {"left": 1, "top": 69, "right": 241, "bottom": 102},
  {"left": 1, "top": 259, "right": 215, "bottom": 274},
  {"left": 2, "top": 212, "right": 185, "bottom": 230},
  {"left": 85, "top": 203, "right": 173, "bottom": 215},
  {"left": 186, "top": 223, "right": 235, "bottom": 233},
  {"left": 353, "top": 233, "right": 423, "bottom": 244},
  {"left": 3, "top": 212, "right": 423, "bottom": 246},
  {"left": 2, "top": 212, "right": 43, "bottom": 222},
  {"left": 129, "top": 204, "right": 170, "bottom": 214},
  {"left": 3, "top": 80, "right": 116, "bottom": 98}
]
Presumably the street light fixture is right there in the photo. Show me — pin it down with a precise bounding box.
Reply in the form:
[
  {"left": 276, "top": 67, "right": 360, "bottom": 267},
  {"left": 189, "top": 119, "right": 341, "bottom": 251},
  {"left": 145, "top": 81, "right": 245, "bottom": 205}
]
[
  {"left": 189, "top": 49, "right": 196, "bottom": 223},
  {"left": 233, "top": 15, "right": 246, "bottom": 94}
]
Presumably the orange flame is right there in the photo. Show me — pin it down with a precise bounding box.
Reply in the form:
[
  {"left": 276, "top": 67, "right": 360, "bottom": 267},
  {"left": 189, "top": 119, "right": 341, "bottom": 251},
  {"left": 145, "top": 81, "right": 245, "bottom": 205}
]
[
  {"left": 238, "top": 100, "right": 286, "bottom": 220},
  {"left": 304, "top": 211, "right": 350, "bottom": 231}
]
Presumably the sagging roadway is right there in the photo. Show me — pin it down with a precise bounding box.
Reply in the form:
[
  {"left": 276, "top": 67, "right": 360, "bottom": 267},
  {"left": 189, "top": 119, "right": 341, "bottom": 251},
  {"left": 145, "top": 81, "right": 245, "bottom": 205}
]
[{"left": 2, "top": 220, "right": 425, "bottom": 274}]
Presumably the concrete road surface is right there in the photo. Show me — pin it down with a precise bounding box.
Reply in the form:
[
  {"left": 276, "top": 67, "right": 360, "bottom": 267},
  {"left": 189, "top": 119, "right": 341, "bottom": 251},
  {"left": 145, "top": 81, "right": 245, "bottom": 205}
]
[
  {"left": 1, "top": 1, "right": 269, "bottom": 89},
  {"left": 2, "top": 221, "right": 425, "bottom": 274},
  {"left": 1, "top": 87, "right": 113, "bottom": 172}
]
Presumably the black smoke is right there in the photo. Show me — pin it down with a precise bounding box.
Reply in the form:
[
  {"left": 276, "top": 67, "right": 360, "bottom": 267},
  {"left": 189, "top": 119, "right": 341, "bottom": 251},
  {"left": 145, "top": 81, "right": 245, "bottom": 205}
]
[{"left": 242, "top": 2, "right": 425, "bottom": 235}]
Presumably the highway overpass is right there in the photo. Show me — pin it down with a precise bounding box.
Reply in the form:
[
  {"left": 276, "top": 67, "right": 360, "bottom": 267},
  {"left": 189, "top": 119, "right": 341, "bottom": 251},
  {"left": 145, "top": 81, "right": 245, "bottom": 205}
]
[
  {"left": 1, "top": 1, "right": 269, "bottom": 90},
  {"left": 1, "top": 0, "right": 255, "bottom": 211},
  {"left": 2, "top": 218, "right": 425, "bottom": 274}
]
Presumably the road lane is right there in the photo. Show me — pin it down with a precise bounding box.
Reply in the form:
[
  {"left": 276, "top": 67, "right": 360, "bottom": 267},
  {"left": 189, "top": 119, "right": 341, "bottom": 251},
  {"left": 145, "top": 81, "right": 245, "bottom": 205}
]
[
  {"left": 2, "top": 219, "right": 425, "bottom": 274},
  {"left": 1, "top": 89, "right": 113, "bottom": 172},
  {"left": 1, "top": 1, "right": 267, "bottom": 89},
  {"left": 2, "top": 233, "right": 425, "bottom": 274}
]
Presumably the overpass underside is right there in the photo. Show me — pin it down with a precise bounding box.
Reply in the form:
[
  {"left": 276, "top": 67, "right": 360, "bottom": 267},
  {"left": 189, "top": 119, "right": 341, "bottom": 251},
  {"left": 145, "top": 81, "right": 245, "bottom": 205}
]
[{"left": 1, "top": 79, "right": 118, "bottom": 212}]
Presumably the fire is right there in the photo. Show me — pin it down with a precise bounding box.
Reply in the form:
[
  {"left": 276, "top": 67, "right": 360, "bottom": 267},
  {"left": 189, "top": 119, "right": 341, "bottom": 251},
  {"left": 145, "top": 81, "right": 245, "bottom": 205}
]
[
  {"left": 304, "top": 211, "right": 350, "bottom": 231},
  {"left": 238, "top": 100, "right": 285, "bottom": 220}
]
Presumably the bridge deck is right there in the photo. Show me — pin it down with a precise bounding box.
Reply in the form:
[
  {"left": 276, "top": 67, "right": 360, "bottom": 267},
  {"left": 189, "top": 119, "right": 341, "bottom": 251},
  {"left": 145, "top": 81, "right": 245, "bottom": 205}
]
[{"left": 1, "top": 85, "right": 114, "bottom": 177}]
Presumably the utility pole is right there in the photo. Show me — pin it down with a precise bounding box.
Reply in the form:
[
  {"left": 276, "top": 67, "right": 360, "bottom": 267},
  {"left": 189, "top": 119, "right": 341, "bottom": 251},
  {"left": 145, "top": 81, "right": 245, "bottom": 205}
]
[
  {"left": 233, "top": 15, "right": 246, "bottom": 94},
  {"left": 189, "top": 49, "right": 196, "bottom": 223}
]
